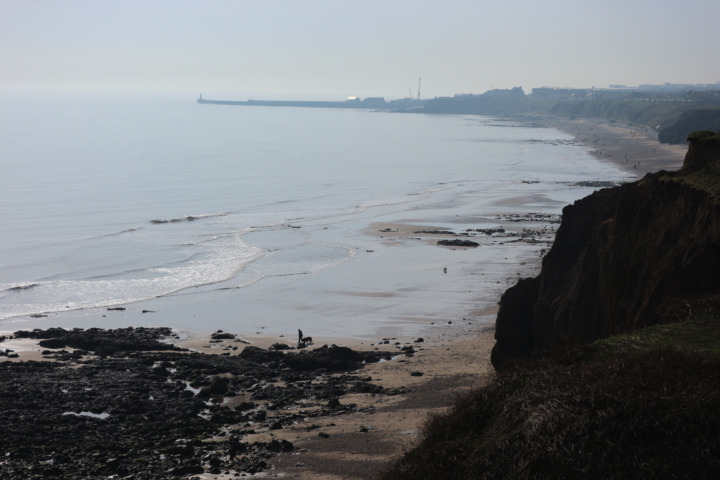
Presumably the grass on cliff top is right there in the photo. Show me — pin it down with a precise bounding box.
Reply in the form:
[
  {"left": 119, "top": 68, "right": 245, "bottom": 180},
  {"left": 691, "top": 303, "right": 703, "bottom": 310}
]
[
  {"left": 380, "top": 301, "right": 720, "bottom": 480},
  {"left": 658, "top": 168, "right": 720, "bottom": 200},
  {"left": 688, "top": 130, "right": 720, "bottom": 142}
]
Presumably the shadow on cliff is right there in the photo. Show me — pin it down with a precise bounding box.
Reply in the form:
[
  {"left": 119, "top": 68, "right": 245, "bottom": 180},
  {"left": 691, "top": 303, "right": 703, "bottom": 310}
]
[{"left": 492, "top": 130, "right": 720, "bottom": 371}]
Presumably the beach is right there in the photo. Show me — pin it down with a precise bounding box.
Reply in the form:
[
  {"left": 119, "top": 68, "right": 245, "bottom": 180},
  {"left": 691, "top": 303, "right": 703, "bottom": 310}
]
[
  {"left": 0, "top": 116, "right": 687, "bottom": 479},
  {"left": 545, "top": 117, "right": 687, "bottom": 176},
  {"left": 235, "top": 117, "right": 688, "bottom": 479}
]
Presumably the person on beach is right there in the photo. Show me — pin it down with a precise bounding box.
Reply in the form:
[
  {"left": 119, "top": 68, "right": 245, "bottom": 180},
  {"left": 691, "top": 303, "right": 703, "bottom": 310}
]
[{"left": 228, "top": 435, "right": 240, "bottom": 460}]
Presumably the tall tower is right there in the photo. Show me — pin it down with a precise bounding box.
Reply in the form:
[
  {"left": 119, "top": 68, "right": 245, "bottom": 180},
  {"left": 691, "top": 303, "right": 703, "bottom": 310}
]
[{"left": 417, "top": 77, "right": 422, "bottom": 100}]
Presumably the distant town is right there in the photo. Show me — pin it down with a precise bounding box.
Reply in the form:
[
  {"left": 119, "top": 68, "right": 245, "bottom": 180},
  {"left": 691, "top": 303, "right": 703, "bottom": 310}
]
[{"left": 198, "top": 81, "right": 720, "bottom": 145}]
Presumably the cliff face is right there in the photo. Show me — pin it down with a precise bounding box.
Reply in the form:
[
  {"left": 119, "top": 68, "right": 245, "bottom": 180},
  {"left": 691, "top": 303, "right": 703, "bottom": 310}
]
[
  {"left": 658, "top": 109, "right": 720, "bottom": 145},
  {"left": 492, "top": 135, "right": 720, "bottom": 371}
]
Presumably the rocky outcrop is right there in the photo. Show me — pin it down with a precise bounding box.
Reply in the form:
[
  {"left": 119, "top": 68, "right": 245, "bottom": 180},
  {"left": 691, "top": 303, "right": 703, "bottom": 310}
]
[
  {"left": 681, "top": 130, "right": 720, "bottom": 174},
  {"left": 0, "top": 327, "right": 397, "bottom": 478},
  {"left": 492, "top": 133, "right": 720, "bottom": 371}
]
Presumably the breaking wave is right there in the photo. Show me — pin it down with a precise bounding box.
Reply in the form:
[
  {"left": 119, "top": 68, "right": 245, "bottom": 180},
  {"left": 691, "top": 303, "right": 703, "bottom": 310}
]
[{"left": 0, "top": 238, "right": 263, "bottom": 320}]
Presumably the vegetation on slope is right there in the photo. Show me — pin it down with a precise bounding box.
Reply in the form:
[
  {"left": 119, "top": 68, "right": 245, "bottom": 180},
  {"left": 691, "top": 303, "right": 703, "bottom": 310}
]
[
  {"left": 421, "top": 93, "right": 720, "bottom": 145},
  {"left": 380, "top": 296, "right": 720, "bottom": 479}
]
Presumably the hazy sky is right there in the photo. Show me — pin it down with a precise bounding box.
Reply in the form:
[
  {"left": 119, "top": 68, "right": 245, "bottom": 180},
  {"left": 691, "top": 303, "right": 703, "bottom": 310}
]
[{"left": 2, "top": 0, "right": 719, "bottom": 99}]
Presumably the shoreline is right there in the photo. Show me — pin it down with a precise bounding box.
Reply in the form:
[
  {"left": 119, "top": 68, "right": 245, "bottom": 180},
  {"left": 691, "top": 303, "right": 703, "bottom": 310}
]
[
  {"left": 0, "top": 116, "right": 688, "bottom": 479},
  {"left": 250, "top": 116, "right": 690, "bottom": 478},
  {"left": 541, "top": 116, "right": 686, "bottom": 176}
]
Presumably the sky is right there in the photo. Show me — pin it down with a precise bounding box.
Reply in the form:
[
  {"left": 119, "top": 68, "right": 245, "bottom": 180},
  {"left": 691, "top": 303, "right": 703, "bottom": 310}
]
[{"left": 2, "top": 0, "right": 720, "bottom": 100}]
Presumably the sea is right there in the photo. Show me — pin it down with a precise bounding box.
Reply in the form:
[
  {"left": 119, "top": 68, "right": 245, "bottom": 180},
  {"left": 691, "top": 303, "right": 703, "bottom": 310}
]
[{"left": 0, "top": 90, "right": 633, "bottom": 341}]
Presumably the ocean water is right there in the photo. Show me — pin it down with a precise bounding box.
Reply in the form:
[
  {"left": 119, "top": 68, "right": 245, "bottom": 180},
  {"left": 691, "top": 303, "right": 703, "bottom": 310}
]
[{"left": 0, "top": 90, "right": 632, "bottom": 339}]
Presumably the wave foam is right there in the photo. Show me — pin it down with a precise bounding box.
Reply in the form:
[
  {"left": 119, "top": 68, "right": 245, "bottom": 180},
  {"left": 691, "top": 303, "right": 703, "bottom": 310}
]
[{"left": 0, "top": 236, "right": 263, "bottom": 320}]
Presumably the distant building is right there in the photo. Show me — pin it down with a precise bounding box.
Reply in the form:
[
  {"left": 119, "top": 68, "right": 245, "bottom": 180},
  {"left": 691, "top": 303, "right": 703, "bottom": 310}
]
[
  {"left": 361, "top": 97, "right": 387, "bottom": 106},
  {"left": 531, "top": 87, "right": 576, "bottom": 99},
  {"left": 485, "top": 86, "right": 525, "bottom": 98}
]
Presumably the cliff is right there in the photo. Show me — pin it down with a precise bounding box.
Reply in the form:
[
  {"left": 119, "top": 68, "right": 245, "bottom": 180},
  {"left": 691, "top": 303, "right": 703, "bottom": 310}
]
[
  {"left": 492, "top": 132, "right": 720, "bottom": 371},
  {"left": 658, "top": 109, "right": 720, "bottom": 144}
]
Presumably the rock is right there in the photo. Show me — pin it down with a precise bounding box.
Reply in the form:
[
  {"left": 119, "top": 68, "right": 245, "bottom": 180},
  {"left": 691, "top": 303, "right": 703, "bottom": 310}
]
[
  {"left": 266, "top": 439, "right": 294, "bottom": 453},
  {"left": 235, "top": 401, "right": 255, "bottom": 411},
  {"left": 238, "top": 346, "right": 284, "bottom": 363},
  {"left": 415, "top": 230, "right": 456, "bottom": 235},
  {"left": 681, "top": 130, "right": 720, "bottom": 175},
  {"left": 437, "top": 239, "right": 479, "bottom": 247},
  {"left": 210, "top": 331, "right": 235, "bottom": 340},
  {"left": 38, "top": 338, "right": 66, "bottom": 349},
  {"left": 400, "top": 346, "right": 415, "bottom": 355},
  {"left": 0, "top": 326, "right": 395, "bottom": 479},
  {"left": 491, "top": 277, "right": 539, "bottom": 371},
  {"left": 208, "top": 377, "right": 230, "bottom": 395},
  {"left": 285, "top": 345, "right": 366, "bottom": 371}
]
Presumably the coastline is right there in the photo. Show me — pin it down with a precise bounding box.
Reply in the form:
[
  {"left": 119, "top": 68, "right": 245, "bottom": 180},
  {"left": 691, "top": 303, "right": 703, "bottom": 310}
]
[
  {"left": 251, "top": 117, "right": 689, "bottom": 478},
  {"left": 0, "top": 117, "right": 688, "bottom": 479},
  {"left": 542, "top": 116, "right": 686, "bottom": 175}
]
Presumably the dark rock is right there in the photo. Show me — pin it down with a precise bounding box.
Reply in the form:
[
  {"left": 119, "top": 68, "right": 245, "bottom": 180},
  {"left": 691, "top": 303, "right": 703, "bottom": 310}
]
[
  {"left": 169, "top": 463, "right": 204, "bottom": 475},
  {"left": 38, "top": 338, "right": 66, "bottom": 349},
  {"left": 238, "top": 346, "right": 284, "bottom": 363},
  {"left": 266, "top": 439, "right": 294, "bottom": 453},
  {"left": 437, "top": 239, "right": 479, "bottom": 247},
  {"left": 491, "top": 277, "right": 539, "bottom": 371},
  {"left": 0, "top": 326, "right": 394, "bottom": 479},
  {"left": 415, "top": 230, "right": 456, "bottom": 235},
  {"left": 235, "top": 401, "right": 255, "bottom": 411},
  {"left": 208, "top": 377, "right": 230, "bottom": 395},
  {"left": 681, "top": 131, "right": 720, "bottom": 175},
  {"left": 210, "top": 331, "right": 235, "bottom": 340}
]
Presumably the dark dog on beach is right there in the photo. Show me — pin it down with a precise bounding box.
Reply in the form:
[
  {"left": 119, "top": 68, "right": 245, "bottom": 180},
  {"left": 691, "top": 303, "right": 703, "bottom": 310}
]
[{"left": 298, "top": 329, "right": 313, "bottom": 348}]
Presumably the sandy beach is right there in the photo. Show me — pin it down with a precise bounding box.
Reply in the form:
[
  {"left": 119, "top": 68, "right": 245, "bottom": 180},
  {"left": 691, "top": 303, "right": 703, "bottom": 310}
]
[
  {"left": 0, "top": 117, "right": 688, "bottom": 479},
  {"left": 239, "top": 117, "right": 688, "bottom": 479},
  {"left": 545, "top": 117, "right": 687, "bottom": 176}
]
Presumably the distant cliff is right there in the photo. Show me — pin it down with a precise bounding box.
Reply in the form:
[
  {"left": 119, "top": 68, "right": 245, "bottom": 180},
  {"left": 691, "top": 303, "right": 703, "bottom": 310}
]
[
  {"left": 492, "top": 132, "right": 720, "bottom": 370},
  {"left": 658, "top": 109, "right": 720, "bottom": 144}
]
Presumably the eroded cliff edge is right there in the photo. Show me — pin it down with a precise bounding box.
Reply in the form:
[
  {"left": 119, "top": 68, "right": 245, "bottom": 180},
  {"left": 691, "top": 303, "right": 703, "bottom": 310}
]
[{"left": 492, "top": 131, "right": 720, "bottom": 371}]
